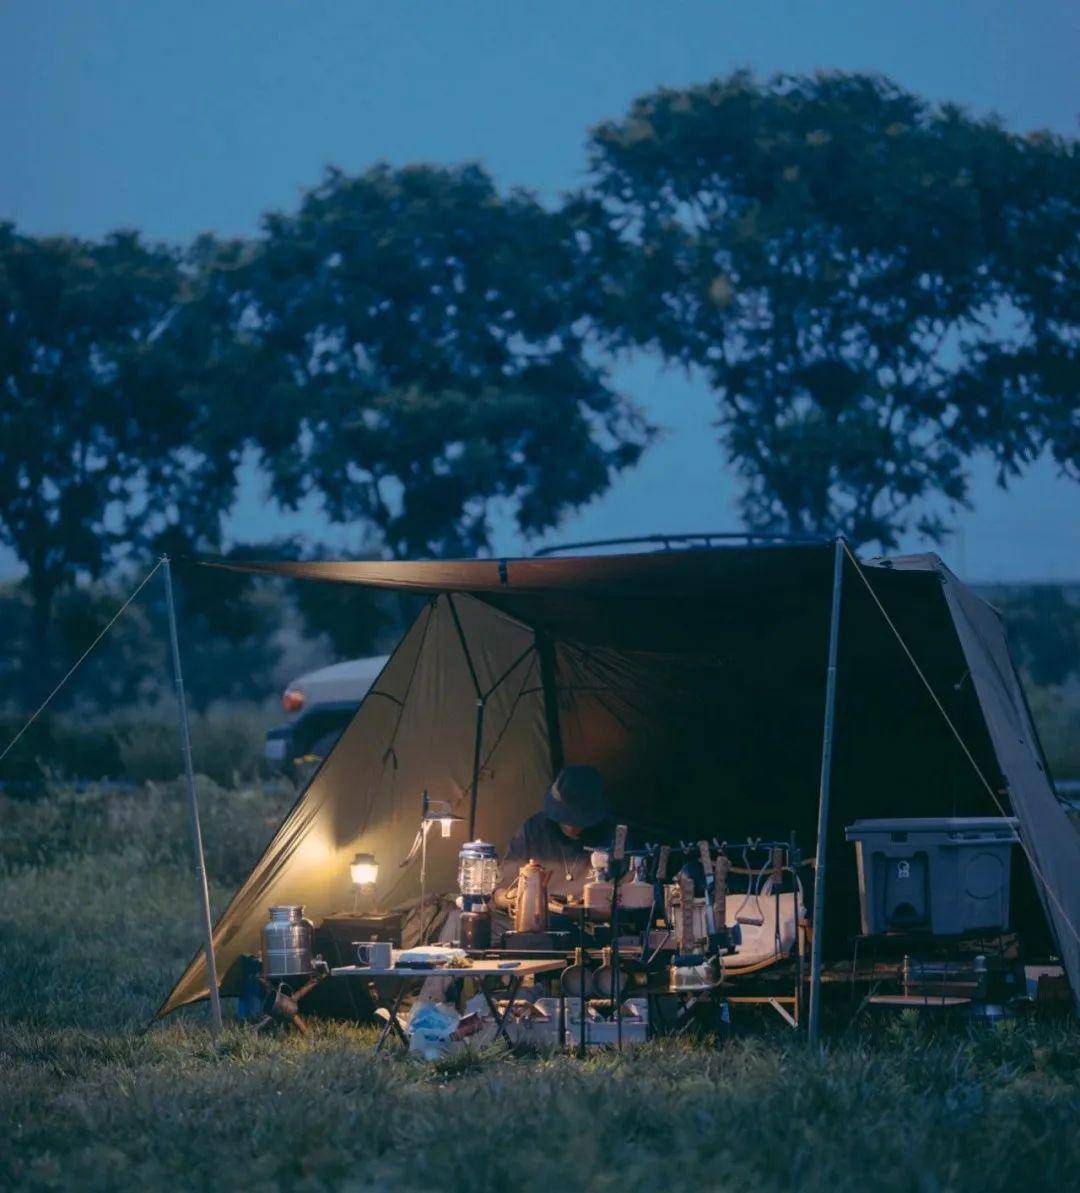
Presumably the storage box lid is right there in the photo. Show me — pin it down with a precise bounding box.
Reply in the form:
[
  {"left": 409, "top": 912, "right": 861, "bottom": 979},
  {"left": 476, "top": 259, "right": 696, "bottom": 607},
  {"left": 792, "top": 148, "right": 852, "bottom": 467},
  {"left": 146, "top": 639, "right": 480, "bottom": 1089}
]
[{"left": 844, "top": 816, "right": 1019, "bottom": 841}]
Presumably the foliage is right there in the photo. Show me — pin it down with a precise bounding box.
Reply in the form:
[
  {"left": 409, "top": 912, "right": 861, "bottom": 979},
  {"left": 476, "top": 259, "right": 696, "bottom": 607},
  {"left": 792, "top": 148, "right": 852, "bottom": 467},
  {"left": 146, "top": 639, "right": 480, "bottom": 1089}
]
[
  {"left": 0, "top": 777, "right": 291, "bottom": 880},
  {"left": 290, "top": 564, "right": 416, "bottom": 660},
  {"left": 0, "top": 786, "right": 1078, "bottom": 1190},
  {"left": 218, "top": 162, "right": 652, "bottom": 556},
  {"left": 0, "top": 559, "right": 284, "bottom": 724},
  {"left": 188, "top": 536, "right": 415, "bottom": 663},
  {"left": 580, "top": 70, "right": 1080, "bottom": 547},
  {"left": 0, "top": 580, "right": 164, "bottom": 716},
  {"left": 991, "top": 584, "right": 1080, "bottom": 688},
  {"left": 0, "top": 227, "right": 276, "bottom": 697},
  {"left": 0, "top": 703, "right": 276, "bottom": 791},
  {"left": 0, "top": 225, "right": 186, "bottom": 681},
  {"left": 1025, "top": 684, "right": 1080, "bottom": 783}
]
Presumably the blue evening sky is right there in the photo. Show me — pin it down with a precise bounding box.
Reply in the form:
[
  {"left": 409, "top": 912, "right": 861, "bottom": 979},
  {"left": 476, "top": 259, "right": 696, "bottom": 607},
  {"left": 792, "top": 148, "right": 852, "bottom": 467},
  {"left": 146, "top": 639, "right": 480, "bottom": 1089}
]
[{"left": 2, "top": 1, "right": 1077, "bottom": 581}]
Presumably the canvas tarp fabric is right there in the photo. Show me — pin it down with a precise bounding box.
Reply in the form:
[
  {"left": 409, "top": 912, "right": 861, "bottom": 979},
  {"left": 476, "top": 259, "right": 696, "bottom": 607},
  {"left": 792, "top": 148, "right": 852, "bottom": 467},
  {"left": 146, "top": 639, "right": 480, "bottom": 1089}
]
[
  {"left": 886, "top": 554, "right": 1080, "bottom": 1012},
  {"left": 157, "top": 545, "right": 1078, "bottom": 1017}
]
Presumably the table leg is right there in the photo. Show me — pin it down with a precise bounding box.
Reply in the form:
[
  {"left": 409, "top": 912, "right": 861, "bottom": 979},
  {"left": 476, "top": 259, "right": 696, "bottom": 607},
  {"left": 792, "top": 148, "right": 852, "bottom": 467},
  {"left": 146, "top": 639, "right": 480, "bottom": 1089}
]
[
  {"left": 480, "top": 975, "right": 522, "bottom": 1045},
  {"left": 372, "top": 981, "right": 411, "bottom": 1053}
]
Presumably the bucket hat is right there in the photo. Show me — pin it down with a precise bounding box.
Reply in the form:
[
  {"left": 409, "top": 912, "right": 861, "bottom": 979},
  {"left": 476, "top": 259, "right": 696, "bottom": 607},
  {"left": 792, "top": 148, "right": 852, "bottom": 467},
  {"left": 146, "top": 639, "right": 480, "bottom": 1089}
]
[{"left": 544, "top": 765, "right": 609, "bottom": 828}]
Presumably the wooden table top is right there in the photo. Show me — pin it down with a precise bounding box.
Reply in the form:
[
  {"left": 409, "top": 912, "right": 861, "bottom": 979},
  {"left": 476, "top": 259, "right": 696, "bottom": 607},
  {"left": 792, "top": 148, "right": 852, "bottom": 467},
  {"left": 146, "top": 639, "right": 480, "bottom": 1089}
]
[
  {"left": 868, "top": 993, "right": 972, "bottom": 1008},
  {"left": 330, "top": 958, "right": 566, "bottom": 979}
]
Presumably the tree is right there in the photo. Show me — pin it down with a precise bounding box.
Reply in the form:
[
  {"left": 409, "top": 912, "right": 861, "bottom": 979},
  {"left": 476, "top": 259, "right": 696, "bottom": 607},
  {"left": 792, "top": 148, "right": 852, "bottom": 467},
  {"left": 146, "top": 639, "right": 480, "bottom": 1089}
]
[
  {"left": 992, "top": 585, "right": 1080, "bottom": 688},
  {"left": 213, "top": 163, "right": 650, "bottom": 557},
  {"left": 0, "top": 225, "right": 259, "bottom": 695},
  {"left": 579, "top": 71, "right": 1079, "bottom": 547},
  {"left": 0, "top": 225, "right": 182, "bottom": 685}
]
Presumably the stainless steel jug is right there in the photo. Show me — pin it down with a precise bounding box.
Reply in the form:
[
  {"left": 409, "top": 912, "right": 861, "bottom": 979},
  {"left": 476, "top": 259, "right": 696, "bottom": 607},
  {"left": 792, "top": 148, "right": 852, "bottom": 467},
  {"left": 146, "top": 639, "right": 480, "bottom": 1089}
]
[{"left": 261, "top": 904, "right": 314, "bottom": 978}]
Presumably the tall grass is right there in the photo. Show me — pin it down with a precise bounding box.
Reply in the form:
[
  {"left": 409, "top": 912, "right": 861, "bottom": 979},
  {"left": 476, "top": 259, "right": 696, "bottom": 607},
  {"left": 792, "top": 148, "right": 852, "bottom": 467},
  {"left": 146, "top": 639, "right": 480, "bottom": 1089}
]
[
  {"left": 0, "top": 702, "right": 277, "bottom": 791},
  {"left": 1, "top": 783, "right": 1077, "bottom": 1192}
]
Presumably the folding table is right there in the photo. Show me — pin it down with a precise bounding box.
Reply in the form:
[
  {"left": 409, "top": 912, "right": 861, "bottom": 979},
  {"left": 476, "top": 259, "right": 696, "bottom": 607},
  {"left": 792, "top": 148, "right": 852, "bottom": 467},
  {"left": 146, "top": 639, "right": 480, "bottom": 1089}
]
[{"left": 330, "top": 958, "right": 567, "bottom": 1051}]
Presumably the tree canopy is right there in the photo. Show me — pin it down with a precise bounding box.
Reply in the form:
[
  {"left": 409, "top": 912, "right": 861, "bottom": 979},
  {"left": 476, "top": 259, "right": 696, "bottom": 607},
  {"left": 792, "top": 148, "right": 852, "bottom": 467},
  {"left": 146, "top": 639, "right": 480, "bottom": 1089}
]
[
  {"left": 580, "top": 71, "right": 1079, "bottom": 546},
  {"left": 0, "top": 225, "right": 268, "bottom": 686},
  {"left": 0, "top": 226, "right": 187, "bottom": 674},
  {"left": 214, "top": 163, "right": 650, "bottom": 557},
  {"left": 2, "top": 73, "right": 1078, "bottom": 709}
]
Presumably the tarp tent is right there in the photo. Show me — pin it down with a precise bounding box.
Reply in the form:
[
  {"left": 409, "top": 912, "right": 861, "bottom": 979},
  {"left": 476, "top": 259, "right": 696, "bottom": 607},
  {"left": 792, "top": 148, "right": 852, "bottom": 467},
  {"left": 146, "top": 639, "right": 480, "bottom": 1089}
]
[{"left": 158, "top": 543, "right": 1079, "bottom": 1018}]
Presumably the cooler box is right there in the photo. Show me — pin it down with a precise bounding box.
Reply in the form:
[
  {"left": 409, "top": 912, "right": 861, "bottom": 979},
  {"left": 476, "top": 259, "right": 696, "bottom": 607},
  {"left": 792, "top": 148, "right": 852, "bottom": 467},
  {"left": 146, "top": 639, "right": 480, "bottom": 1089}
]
[{"left": 844, "top": 817, "right": 1020, "bottom": 937}]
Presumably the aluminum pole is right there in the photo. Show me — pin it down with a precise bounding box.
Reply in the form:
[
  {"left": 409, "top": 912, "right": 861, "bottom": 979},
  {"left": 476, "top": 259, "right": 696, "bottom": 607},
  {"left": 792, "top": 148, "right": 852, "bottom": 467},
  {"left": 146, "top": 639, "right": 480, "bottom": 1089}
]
[
  {"left": 162, "top": 556, "right": 223, "bottom": 1041},
  {"left": 467, "top": 697, "right": 485, "bottom": 840},
  {"left": 807, "top": 535, "right": 845, "bottom": 1044}
]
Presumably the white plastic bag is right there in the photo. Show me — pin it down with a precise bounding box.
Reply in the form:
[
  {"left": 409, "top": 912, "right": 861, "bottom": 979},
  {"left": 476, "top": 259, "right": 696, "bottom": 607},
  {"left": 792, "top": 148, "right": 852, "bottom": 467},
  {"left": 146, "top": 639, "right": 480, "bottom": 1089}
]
[{"left": 406, "top": 998, "right": 461, "bottom": 1060}]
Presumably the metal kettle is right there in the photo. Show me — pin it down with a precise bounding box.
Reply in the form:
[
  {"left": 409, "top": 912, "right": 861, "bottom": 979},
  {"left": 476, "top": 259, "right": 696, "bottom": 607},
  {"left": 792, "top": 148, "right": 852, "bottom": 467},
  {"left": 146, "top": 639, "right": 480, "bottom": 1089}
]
[{"left": 514, "top": 858, "right": 552, "bottom": 933}]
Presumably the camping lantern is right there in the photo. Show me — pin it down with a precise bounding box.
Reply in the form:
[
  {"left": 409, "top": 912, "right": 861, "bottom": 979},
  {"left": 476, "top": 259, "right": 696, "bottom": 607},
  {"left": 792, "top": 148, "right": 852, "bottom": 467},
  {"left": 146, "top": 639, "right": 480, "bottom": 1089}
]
[
  {"left": 457, "top": 840, "right": 498, "bottom": 949},
  {"left": 350, "top": 852, "right": 379, "bottom": 888},
  {"left": 458, "top": 840, "right": 499, "bottom": 902}
]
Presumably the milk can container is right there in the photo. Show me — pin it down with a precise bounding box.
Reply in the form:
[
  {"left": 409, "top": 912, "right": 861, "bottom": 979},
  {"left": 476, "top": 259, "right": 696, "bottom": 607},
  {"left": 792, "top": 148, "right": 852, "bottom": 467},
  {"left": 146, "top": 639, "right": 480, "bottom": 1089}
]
[{"left": 261, "top": 904, "right": 314, "bottom": 978}]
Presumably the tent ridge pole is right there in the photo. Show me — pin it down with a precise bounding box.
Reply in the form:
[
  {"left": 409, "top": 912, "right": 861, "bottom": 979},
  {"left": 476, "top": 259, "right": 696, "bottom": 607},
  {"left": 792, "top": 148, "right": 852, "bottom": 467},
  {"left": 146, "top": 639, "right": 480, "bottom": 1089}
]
[
  {"left": 807, "top": 535, "right": 845, "bottom": 1045},
  {"left": 446, "top": 593, "right": 482, "bottom": 698},
  {"left": 162, "top": 555, "right": 223, "bottom": 1043},
  {"left": 535, "top": 629, "right": 564, "bottom": 780},
  {"left": 468, "top": 697, "right": 485, "bottom": 839}
]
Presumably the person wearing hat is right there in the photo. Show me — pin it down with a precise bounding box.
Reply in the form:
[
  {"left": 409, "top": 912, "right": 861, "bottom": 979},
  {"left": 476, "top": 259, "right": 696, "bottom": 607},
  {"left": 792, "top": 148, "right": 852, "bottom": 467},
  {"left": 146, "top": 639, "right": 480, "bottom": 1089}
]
[{"left": 493, "top": 764, "right": 620, "bottom": 912}]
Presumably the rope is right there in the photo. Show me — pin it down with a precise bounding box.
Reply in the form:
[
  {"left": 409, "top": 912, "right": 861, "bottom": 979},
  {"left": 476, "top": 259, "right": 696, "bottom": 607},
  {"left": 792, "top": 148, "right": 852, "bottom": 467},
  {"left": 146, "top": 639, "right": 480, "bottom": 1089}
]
[
  {"left": 842, "top": 541, "right": 1079, "bottom": 948},
  {"left": 0, "top": 559, "right": 164, "bottom": 766}
]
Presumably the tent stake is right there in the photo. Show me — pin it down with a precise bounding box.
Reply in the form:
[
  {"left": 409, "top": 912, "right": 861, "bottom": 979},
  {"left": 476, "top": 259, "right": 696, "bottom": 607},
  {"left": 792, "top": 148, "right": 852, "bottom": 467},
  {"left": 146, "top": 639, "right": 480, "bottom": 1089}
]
[
  {"left": 162, "top": 555, "right": 223, "bottom": 1043},
  {"left": 807, "top": 535, "right": 845, "bottom": 1045}
]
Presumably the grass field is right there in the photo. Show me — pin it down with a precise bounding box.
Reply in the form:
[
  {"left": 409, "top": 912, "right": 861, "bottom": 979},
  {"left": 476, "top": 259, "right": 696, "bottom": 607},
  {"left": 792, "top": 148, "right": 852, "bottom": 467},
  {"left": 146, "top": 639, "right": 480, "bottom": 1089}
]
[{"left": 2, "top": 782, "right": 1078, "bottom": 1192}]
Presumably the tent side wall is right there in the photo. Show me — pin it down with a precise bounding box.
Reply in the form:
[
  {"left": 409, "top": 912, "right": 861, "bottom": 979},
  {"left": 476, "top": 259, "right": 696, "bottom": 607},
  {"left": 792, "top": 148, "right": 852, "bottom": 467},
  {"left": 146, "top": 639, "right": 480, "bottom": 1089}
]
[
  {"left": 160, "top": 548, "right": 1078, "bottom": 1017},
  {"left": 157, "top": 594, "right": 549, "bottom": 1018},
  {"left": 937, "top": 567, "right": 1080, "bottom": 1007}
]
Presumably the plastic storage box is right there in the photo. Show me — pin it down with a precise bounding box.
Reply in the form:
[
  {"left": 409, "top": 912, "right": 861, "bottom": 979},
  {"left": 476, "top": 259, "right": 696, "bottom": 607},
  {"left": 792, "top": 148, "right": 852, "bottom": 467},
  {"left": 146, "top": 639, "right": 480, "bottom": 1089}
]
[{"left": 844, "top": 817, "right": 1020, "bottom": 937}]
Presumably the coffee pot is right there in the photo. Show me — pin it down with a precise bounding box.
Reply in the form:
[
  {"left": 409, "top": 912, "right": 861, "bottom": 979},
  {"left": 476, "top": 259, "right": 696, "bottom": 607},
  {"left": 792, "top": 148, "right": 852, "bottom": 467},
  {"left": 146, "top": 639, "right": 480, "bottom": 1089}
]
[{"left": 514, "top": 858, "right": 552, "bottom": 933}]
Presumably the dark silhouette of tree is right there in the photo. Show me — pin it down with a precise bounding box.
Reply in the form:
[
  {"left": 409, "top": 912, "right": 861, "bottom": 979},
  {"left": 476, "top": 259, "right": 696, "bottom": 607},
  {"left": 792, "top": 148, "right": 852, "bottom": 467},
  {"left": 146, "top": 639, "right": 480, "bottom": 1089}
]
[
  {"left": 578, "top": 71, "right": 1079, "bottom": 547},
  {"left": 0, "top": 226, "right": 268, "bottom": 695},
  {"left": 209, "top": 163, "right": 651, "bottom": 557},
  {"left": 0, "top": 225, "right": 187, "bottom": 687},
  {"left": 993, "top": 585, "right": 1080, "bottom": 688}
]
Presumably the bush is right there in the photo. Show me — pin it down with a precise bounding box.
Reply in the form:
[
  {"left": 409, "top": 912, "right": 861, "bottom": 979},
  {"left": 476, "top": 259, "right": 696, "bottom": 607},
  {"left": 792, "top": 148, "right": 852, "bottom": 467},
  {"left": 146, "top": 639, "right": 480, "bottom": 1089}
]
[
  {"left": 0, "top": 703, "right": 275, "bottom": 793},
  {"left": 115, "top": 703, "right": 273, "bottom": 788},
  {"left": 0, "top": 778, "right": 292, "bottom": 884},
  {"left": 1026, "top": 682, "right": 1080, "bottom": 781}
]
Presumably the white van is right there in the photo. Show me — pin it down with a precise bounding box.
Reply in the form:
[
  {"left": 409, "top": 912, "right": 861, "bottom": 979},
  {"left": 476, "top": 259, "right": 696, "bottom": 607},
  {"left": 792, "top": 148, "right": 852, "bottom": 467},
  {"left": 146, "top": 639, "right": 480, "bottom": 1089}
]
[{"left": 264, "top": 654, "right": 389, "bottom": 783}]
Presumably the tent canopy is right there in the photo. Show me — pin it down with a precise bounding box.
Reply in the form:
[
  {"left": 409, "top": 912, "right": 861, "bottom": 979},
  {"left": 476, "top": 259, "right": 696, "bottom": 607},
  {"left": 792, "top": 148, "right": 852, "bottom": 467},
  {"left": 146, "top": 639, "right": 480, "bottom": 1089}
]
[{"left": 158, "top": 544, "right": 1079, "bottom": 1017}]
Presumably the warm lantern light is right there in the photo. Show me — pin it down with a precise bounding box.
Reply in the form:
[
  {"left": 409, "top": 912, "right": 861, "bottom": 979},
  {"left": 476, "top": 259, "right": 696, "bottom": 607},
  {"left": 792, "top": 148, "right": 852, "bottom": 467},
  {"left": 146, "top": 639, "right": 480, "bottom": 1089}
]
[{"left": 350, "top": 852, "right": 378, "bottom": 887}]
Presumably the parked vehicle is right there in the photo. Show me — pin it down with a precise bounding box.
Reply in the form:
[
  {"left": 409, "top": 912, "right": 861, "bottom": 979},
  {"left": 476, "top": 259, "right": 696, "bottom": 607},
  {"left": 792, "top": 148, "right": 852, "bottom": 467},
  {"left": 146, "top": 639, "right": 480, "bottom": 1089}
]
[{"left": 264, "top": 655, "right": 389, "bottom": 784}]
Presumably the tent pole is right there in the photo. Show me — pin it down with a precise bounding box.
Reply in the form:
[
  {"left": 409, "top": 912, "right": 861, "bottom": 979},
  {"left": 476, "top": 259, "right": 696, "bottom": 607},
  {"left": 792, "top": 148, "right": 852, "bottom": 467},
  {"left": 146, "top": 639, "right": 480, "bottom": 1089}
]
[
  {"left": 162, "top": 556, "right": 223, "bottom": 1043},
  {"left": 807, "top": 535, "right": 845, "bottom": 1045},
  {"left": 467, "top": 697, "right": 485, "bottom": 839},
  {"left": 535, "top": 631, "right": 564, "bottom": 779}
]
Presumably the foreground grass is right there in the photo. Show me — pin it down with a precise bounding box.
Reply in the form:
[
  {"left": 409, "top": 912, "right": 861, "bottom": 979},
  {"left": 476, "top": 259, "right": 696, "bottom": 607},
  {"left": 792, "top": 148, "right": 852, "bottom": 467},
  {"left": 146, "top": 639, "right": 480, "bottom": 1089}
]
[{"left": 1, "top": 784, "right": 1078, "bottom": 1191}]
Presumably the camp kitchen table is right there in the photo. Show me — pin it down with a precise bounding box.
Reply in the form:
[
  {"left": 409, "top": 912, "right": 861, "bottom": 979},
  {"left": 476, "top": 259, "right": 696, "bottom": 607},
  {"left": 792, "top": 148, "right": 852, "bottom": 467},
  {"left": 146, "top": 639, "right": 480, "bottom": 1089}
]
[{"left": 330, "top": 958, "right": 567, "bottom": 1051}]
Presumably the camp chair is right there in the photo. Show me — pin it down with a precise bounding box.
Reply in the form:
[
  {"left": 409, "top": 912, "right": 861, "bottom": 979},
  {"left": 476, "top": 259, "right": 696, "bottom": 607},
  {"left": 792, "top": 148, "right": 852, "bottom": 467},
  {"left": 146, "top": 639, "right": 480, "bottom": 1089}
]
[{"left": 724, "top": 872, "right": 805, "bottom": 974}]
